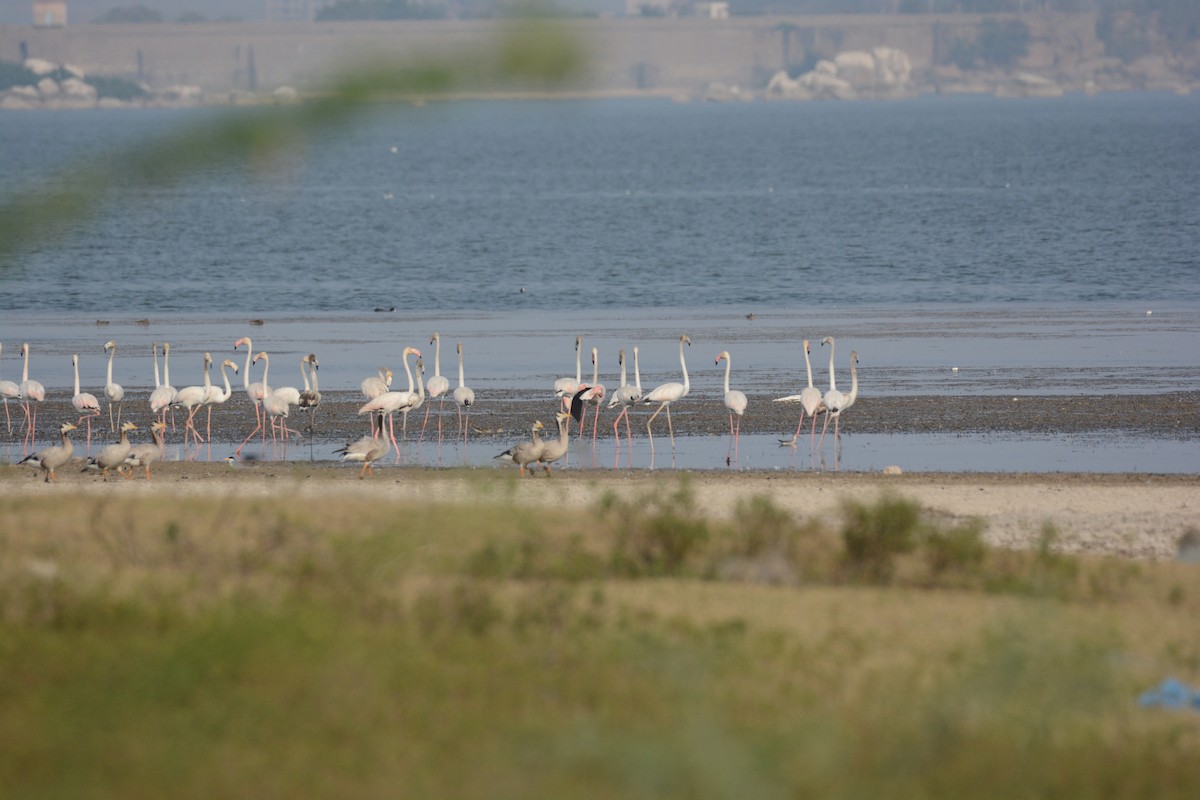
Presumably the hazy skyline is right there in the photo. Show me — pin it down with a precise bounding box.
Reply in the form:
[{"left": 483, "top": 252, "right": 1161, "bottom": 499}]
[{"left": 0, "top": 1, "right": 256, "bottom": 25}]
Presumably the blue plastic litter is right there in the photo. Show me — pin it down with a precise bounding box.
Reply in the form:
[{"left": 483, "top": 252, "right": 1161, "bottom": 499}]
[{"left": 1138, "top": 678, "right": 1200, "bottom": 711}]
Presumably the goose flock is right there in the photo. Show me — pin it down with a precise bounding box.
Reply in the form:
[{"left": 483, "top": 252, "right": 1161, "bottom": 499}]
[{"left": 3, "top": 331, "right": 859, "bottom": 480}]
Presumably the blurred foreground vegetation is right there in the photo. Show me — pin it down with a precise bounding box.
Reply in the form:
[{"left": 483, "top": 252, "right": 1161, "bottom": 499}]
[{"left": 1, "top": 478, "right": 1197, "bottom": 798}]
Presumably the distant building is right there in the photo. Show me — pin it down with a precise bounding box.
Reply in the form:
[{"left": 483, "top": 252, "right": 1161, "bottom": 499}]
[
  {"left": 32, "top": 1, "right": 67, "bottom": 27},
  {"left": 264, "top": 0, "right": 335, "bottom": 22},
  {"left": 696, "top": 1, "right": 728, "bottom": 18}
]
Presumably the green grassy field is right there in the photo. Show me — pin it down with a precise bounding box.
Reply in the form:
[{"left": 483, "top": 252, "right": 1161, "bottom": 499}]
[{"left": 2, "top": 478, "right": 1197, "bottom": 798}]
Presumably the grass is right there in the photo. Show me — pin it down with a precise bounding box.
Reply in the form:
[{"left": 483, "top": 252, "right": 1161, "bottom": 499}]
[{"left": 1, "top": 481, "right": 1198, "bottom": 798}]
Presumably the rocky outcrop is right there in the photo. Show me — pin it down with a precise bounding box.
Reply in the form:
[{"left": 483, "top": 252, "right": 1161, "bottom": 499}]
[{"left": 767, "top": 46, "right": 914, "bottom": 101}]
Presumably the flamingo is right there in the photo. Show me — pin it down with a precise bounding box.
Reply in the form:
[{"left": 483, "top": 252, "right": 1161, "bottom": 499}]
[
  {"left": 71, "top": 353, "right": 102, "bottom": 451},
  {"left": 553, "top": 335, "right": 582, "bottom": 407},
  {"left": 255, "top": 351, "right": 300, "bottom": 446},
  {"left": 819, "top": 348, "right": 859, "bottom": 452},
  {"left": 716, "top": 350, "right": 748, "bottom": 464},
  {"left": 102, "top": 340, "right": 124, "bottom": 432},
  {"left": 18, "top": 342, "right": 45, "bottom": 451},
  {"left": 421, "top": 332, "right": 451, "bottom": 442},
  {"left": 776, "top": 339, "right": 825, "bottom": 450},
  {"left": 149, "top": 342, "right": 178, "bottom": 431},
  {"left": 234, "top": 337, "right": 268, "bottom": 454},
  {"left": 18, "top": 421, "right": 76, "bottom": 482},
  {"left": 816, "top": 336, "right": 846, "bottom": 452},
  {"left": 578, "top": 347, "right": 606, "bottom": 442},
  {"left": 495, "top": 419, "right": 545, "bottom": 477},
  {"left": 201, "top": 358, "right": 239, "bottom": 446},
  {"left": 360, "top": 366, "right": 392, "bottom": 438},
  {"left": 0, "top": 343, "right": 19, "bottom": 435},
  {"left": 453, "top": 341, "right": 476, "bottom": 443},
  {"left": 398, "top": 358, "right": 427, "bottom": 442},
  {"left": 298, "top": 354, "right": 321, "bottom": 433},
  {"left": 641, "top": 335, "right": 691, "bottom": 453},
  {"left": 607, "top": 347, "right": 642, "bottom": 455},
  {"left": 172, "top": 353, "right": 211, "bottom": 447},
  {"left": 357, "top": 346, "right": 421, "bottom": 457}
]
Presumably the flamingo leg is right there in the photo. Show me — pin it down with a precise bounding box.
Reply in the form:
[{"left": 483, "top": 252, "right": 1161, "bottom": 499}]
[
  {"left": 665, "top": 405, "right": 675, "bottom": 449},
  {"left": 591, "top": 404, "right": 601, "bottom": 445},
  {"left": 646, "top": 402, "right": 667, "bottom": 453},
  {"left": 817, "top": 412, "right": 833, "bottom": 452}
]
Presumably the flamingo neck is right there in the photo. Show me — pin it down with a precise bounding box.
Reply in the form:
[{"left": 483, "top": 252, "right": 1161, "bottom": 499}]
[
  {"left": 433, "top": 337, "right": 442, "bottom": 378},
  {"left": 804, "top": 345, "right": 815, "bottom": 389},
  {"left": 680, "top": 339, "right": 690, "bottom": 396},
  {"left": 401, "top": 352, "right": 415, "bottom": 393},
  {"left": 575, "top": 342, "right": 581, "bottom": 383},
  {"left": 458, "top": 350, "right": 465, "bottom": 388},
  {"left": 220, "top": 365, "right": 233, "bottom": 399},
  {"left": 827, "top": 340, "right": 837, "bottom": 392},
  {"left": 619, "top": 353, "right": 627, "bottom": 388},
  {"left": 241, "top": 342, "right": 253, "bottom": 389},
  {"left": 300, "top": 359, "right": 311, "bottom": 392},
  {"left": 722, "top": 356, "right": 731, "bottom": 395},
  {"left": 107, "top": 348, "right": 115, "bottom": 384},
  {"left": 633, "top": 349, "right": 641, "bottom": 392},
  {"left": 591, "top": 350, "right": 599, "bottom": 385},
  {"left": 22, "top": 347, "right": 29, "bottom": 383},
  {"left": 848, "top": 358, "right": 858, "bottom": 403},
  {"left": 259, "top": 355, "right": 269, "bottom": 390},
  {"left": 73, "top": 358, "right": 81, "bottom": 395},
  {"left": 153, "top": 347, "right": 161, "bottom": 389},
  {"left": 163, "top": 348, "right": 171, "bottom": 387}
]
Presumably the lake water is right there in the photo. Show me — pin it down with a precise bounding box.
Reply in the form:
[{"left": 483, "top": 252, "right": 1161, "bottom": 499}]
[{"left": 1, "top": 93, "right": 1197, "bottom": 472}]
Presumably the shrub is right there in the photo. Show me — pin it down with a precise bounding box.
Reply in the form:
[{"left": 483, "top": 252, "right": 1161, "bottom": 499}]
[{"left": 840, "top": 493, "right": 920, "bottom": 583}]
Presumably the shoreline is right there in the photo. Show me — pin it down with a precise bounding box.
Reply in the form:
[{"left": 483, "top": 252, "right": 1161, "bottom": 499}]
[{"left": 2, "top": 464, "right": 1196, "bottom": 561}]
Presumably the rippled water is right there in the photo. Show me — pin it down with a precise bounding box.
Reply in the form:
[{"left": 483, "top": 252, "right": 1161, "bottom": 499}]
[{"left": 2, "top": 93, "right": 1197, "bottom": 472}]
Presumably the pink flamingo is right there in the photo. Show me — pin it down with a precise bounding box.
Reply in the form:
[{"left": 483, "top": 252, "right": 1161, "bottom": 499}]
[
  {"left": 421, "top": 332, "right": 451, "bottom": 443},
  {"left": 607, "top": 346, "right": 642, "bottom": 460},
  {"left": 358, "top": 346, "right": 421, "bottom": 458},
  {"left": 0, "top": 344, "right": 23, "bottom": 435},
  {"left": 70, "top": 353, "right": 102, "bottom": 452},
  {"left": 776, "top": 338, "right": 825, "bottom": 450},
  {"left": 453, "top": 342, "right": 476, "bottom": 443},
  {"left": 18, "top": 343, "right": 45, "bottom": 452},
  {"left": 148, "top": 343, "right": 177, "bottom": 432},
  {"left": 641, "top": 335, "right": 691, "bottom": 454},
  {"left": 577, "top": 346, "right": 606, "bottom": 442},
  {"left": 716, "top": 350, "right": 747, "bottom": 464}
]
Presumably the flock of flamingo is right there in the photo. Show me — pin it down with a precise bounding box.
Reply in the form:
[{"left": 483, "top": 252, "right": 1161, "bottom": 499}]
[{"left": 1, "top": 332, "right": 859, "bottom": 481}]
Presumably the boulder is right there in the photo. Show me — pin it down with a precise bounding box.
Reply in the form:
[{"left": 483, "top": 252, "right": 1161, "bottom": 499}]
[{"left": 23, "top": 57, "right": 56, "bottom": 76}]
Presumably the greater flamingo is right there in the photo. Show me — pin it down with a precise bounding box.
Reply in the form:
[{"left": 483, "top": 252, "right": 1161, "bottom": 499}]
[
  {"left": 641, "top": 335, "right": 691, "bottom": 453},
  {"left": 816, "top": 337, "right": 846, "bottom": 452},
  {"left": 298, "top": 354, "right": 321, "bottom": 433},
  {"left": 0, "top": 343, "right": 18, "bottom": 435},
  {"left": 102, "top": 340, "right": 124, "bottom": 432},
  {"left": 716, "top": 350, "right": 747, "bottom": 464},
  {"left": 361, "top": 366, "right": 392, "bottom": 438},
  {"left": 578, "top": 347, "right": 606, "bottom": 442},
  {"left": 234, "top": 337, "right": 268, "bottom": 454},
  {"left": 553, "top": 335, "right": 582, "bottom": 407},
  {"left": 607, "top": 347, "right": 642, "bottom": 455},
  {"left": 201, "top": 358, "right": 239, "bottom": 446},
  {"left": 818, "top": 348, "right": 858, "bottom": 452},
  {"left": 149, "top": 343, "right": 178, "bottom": 431},
  {"left": 399, "top": 357, "right": 427, "bottom": 441},
  {"left": 172, "top": 353, "right": 211, "bottom": 447},
  {"left": 776, "top": 339, "right": 825, "bottom": 450},
  {"left": 18, "top": 342, "right": 45, "bottom": 451},
  {"left": 357, "top": 346, "right": 421, "bottom": 457},
  {"left": 255, "top": 351, "right": 300, "bottom": 446},
  {"left": 421, "top": 332, "right": 451, "bottom": 442},
  {"left": 453, "top": 341, "right": 476, "bottom": 442},
  {"left": 71, "top": 353, "right": 102, "bottom": 451}
]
